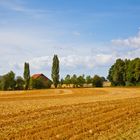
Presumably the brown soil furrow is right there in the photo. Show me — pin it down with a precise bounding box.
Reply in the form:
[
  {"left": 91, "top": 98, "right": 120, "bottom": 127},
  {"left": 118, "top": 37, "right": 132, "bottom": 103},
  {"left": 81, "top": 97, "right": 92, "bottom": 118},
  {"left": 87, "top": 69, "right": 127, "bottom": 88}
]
[
  {"left": 0, "top": 88, "right": 140, "bottom": 140},
  {"left": 2, "top": 100, "right": 139, "bottom": 139},
  {"left": 69, "top": 111, "right": 140, "bottom": 140},
  {"left": 0, "top": 103, "right": 120, "bottom": 138}
]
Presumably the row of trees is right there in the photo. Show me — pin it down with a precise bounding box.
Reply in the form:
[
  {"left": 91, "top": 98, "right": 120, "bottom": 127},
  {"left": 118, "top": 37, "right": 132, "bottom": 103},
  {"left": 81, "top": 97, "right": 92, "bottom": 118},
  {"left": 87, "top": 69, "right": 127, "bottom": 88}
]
[
  {"left": 0, "top": 55, "right": 60, "bottom": 90},
  {"left": 0, "top": 71, "right": 25, "bottom": 90},
  {"left": 0, "top": 63, "right": 30, "bottom": 90},
  {"left": 51, "top": 55, "right": 106, "bottom": 88},
  {"left": 60, "top": 75, "right": 106, "bottom": 88},
  {"left": 1, "top": 55, "right": 138, "bottom": 90},
  {"left": 107, "top": 58, "right": 140, "bottom": 86},
  {"left": 0, "top": 62, "right": 53, "bottom": 90},
  {"left": 0, "top": 54, "right": 106, "bottom": 90}
]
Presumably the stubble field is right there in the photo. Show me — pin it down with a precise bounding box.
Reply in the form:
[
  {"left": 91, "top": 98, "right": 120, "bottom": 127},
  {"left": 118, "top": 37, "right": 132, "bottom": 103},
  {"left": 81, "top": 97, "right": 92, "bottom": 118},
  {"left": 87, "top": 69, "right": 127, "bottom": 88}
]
[{"left": 0, "top": 88, "right": 140, "bottom": 140}]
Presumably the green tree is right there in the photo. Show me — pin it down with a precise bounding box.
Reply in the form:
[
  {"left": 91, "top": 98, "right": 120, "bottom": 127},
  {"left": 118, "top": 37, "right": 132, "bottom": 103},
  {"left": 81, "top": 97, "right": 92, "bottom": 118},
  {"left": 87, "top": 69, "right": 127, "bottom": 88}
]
[
  {"left": 108, "top": 59, "right": 125, "bottom": 86},
  {"left": 15, "top": 76, "right": 24, "bottom": 90},
  {"left": 107, "top": 65, "right": 114, "bottom": 85},
  {"left": 71, "top": 74, "right": 78, "bottom": 88},
  {"left": 64, "top": 74, "right": 71, "bottom": 86},
  {"left": 85, "top": 75, "right": 92, "bottom": 84},
  {"left": 1, "top": 71, "right": 16, "bottom": 90},
  {"left": 60, "top": 78, "right": 64, "bottom": 86},
  {"left": 113, "top": 59, "right": 125, "bottom": 86},
  {"left": 51, "top": 55, "right": 60, "bottom": 88},
  {"left": 101, "top": 77, "right": 106, "bottom": 82},
  {"left": 124, "top": 59, "right": 130, "bottom": 82},
  {"left": 92, "top": 75, "right": 103, "bottom": 87},
  {"left": 134, "top": 58, "right": 140, "bottom": 83},
  {"left": 23, "top": 62, "right": 30, "bottom": 90},
  {"left": 108, "top": 58, "right": 140, "bottom": 86},
  {"left": 77, "top": 75, "right": 85, "bottom": 87}
]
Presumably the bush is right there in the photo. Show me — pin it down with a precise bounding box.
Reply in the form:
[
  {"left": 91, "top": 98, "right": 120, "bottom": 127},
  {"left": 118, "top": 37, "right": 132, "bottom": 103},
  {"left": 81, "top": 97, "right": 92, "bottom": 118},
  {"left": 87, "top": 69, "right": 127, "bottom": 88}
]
[
  {"left": 15, "top": 76, "right": 25, "bottom": 90},
  {"left": 92, "top": 75, "right": 103, "bottom": 87}
]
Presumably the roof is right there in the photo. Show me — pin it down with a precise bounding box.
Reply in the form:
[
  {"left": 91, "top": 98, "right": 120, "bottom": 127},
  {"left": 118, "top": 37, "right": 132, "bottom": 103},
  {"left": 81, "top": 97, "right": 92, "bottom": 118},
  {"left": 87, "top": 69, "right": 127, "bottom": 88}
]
[
  {"left": 32, "top": 74, "right": 49, "bottom": 80},
  {"left": 32, "top": 74, "right": 42, "bottom": 79}
]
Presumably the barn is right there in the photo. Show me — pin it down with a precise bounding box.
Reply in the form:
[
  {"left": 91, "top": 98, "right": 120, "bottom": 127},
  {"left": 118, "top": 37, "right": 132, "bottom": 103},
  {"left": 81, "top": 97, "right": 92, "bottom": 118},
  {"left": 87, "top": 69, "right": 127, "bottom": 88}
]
[{"left": 31, "top": 74, "right": 52, "bottom": 89}]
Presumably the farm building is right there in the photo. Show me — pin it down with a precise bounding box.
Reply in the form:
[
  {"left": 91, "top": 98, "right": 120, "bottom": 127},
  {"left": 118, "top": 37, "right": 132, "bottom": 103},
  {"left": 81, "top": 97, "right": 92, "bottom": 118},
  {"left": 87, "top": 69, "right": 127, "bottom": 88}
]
[
  {"left": 31, "top": 74, "right": 52, "bottom": 89},
  {"left": 32, "top": 74, "right": 49, "bottom": 80}
]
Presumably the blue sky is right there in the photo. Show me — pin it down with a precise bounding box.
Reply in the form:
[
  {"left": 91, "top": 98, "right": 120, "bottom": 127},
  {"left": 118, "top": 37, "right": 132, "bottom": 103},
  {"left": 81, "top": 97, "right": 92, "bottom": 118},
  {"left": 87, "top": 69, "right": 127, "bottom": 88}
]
[{"left": 0, "top": 0, "right": 140, "bottom": 78}]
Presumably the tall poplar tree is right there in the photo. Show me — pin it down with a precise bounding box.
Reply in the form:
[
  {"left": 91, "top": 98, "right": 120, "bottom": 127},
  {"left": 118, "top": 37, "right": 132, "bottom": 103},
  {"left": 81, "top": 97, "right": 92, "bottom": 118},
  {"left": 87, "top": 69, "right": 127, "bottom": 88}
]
[
  {"left": 23, "top": 62, "right": 30, "bottom": 90},
  {"left": 51, "top": 55, "right": 59, "bottom": 88}
]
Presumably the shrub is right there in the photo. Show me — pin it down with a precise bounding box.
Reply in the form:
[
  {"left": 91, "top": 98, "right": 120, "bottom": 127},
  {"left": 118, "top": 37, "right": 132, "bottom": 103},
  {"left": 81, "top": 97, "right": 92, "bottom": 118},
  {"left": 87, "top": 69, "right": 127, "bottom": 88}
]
[{"left": 92, "top": 75, "right": 103, "bottom": 87}]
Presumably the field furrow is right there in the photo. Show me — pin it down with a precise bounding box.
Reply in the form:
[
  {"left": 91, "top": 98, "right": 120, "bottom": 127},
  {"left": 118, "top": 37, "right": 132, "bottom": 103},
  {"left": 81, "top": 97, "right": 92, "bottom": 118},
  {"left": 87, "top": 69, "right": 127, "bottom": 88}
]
[{"left": 0, "top": 88, "right": 140, "bottom": 140}]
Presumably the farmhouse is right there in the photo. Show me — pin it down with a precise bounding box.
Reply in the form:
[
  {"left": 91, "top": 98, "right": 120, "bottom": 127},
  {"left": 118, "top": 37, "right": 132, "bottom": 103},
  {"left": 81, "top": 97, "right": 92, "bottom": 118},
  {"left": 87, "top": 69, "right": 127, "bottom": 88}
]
[
  {"left": 32, "top": 74, "right": 50, "bottom": 80},
  {"left": 31, "top": 74, "right": 52, "bottom": 89}
]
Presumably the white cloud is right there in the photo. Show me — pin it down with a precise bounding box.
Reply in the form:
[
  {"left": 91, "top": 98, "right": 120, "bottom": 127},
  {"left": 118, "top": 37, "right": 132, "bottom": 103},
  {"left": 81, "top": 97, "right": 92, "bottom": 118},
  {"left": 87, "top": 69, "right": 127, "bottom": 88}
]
[
  {"left": 29, "top": 56, "right": 52, "bottom": 70},
  {"left": 112, "top": 30, "right": 140, "bottom": 48},
  {"left": 122, "top": 48, "right": 140, "bottom": 59},
  {"left": 23, "top": 54, "right": 115, "bottom": 72},
  {"left": 0, "top": 28, "right": 57, "bottom": 55}
]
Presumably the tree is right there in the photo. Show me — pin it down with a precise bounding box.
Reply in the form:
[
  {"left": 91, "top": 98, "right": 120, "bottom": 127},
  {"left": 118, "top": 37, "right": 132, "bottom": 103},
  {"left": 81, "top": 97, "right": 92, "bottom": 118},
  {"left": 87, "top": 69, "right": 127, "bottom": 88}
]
[
  {"left": 134, "top": 58, "right": 140, "bottom": 83},
  {"left": 108, "top": 58, "right": 140, "bottom": 86},
  {"left": 108, "top": 59, "right": 125, "bottom": 86},
  {"left": 60, "top": 78, "right": 64, "bottom": 86},
  {"left": 1, "top": 71, "right": 16, "bottom": 90},
  {"left": 85, "top": 75, "right": 92, "bottom": 84},
  {"left": 23, "top": 62, "right": 30, "bottom": 90},
  {"left": 15, "top": 76, "right": 24, "bottom": 90},
  {"left": 101, "top": 77, "right": 106, "bottom": 82},
  {"left": 77, "top": 75, "right": 85, "bottom": 87},
  {"left": 113, "top": 59, "right": 125, "bottom": 86},
  {"left": 107, "top": 65, "right": 114, "bottom": 85},
  {"left": 71, "top": 74, "right": 78, "bottom": 88},
  {"left": 124, "top": 59, "right": 130, "bottom": 82},
  {"left": 51, "top": 55, "right": 60, "bottom": 88},
  {"left": 64, "top": 75, "right": 71, "bottom": 87},
  {"left": 92, "top": 75, "right": 103, "bottom": 87}
]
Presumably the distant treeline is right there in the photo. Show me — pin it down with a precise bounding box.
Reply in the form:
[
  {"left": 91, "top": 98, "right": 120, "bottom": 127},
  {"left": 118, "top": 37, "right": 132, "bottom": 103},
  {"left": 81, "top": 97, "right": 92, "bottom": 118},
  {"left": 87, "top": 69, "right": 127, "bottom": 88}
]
[
  {"left": 0, "top": 56, "right": 139, "bottom": 91},
  {"left": 107, "top": 58, "right": 140, "bottom": 86},
  {"left": 0, "top": 72, "right": 105, "bottom": 90},
  {"left": 60, "top": 75, "right": 106, "bottom": 88}
]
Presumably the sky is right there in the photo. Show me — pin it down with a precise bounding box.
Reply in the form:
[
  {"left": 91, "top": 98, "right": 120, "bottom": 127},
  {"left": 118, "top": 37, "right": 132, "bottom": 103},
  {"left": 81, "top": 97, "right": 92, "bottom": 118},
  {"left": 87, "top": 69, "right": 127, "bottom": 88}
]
[{"left": 0, "top": 0, "right": 140, "bottom": 79}]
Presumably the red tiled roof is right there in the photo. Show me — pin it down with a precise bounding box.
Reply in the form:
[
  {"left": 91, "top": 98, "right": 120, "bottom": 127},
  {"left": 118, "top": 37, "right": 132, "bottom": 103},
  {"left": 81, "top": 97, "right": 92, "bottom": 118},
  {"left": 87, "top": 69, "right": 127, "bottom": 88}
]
[
  {"left": 32, "top": 74, "right": 42, "bottom": 79},
  {"left": 32, "top": 73, "right": 50, "bottom": 81},
  {"left": 32, "top": 74, "right": 51, "bottom": 82}
]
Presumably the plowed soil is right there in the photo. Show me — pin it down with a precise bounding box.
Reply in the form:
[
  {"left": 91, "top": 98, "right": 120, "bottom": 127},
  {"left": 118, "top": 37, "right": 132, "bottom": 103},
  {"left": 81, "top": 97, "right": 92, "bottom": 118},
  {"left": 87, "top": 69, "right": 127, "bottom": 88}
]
[{"left": 0, "top": 88, "right": 140, "bottom": 140}]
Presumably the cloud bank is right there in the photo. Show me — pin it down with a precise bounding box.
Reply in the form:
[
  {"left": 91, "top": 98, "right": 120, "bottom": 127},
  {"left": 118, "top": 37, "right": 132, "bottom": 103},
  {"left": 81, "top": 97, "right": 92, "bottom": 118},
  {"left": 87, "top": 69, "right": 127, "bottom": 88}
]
[{"left": 112, "top": 31, "right": 140, "bottom": 48}]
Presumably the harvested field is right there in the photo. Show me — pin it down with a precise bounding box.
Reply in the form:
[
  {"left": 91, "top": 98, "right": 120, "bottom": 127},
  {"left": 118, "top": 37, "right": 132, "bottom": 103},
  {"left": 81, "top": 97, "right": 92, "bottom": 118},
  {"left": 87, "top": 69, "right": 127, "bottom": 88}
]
[{"left": 0, "top": 88, "right": 140, "bottom": 140}]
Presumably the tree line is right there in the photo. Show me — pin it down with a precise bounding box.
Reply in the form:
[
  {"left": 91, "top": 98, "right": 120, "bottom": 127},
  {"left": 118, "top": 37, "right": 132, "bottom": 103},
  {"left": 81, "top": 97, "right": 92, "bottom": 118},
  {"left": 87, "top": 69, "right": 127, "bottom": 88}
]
[
  {"left": 0, "top": 63, "right": 30, "bottom": 90},
  {"left": 0, "top": 55, "right": 139, "bottom": 90},
  {"left": 51, "top": 55, "right": 106, "bottom": 88},
  {"left": 107, "top": 58, "right": 140, "bottom": 86},
  {"left": 0, "top": 54, "right": 105, "bottom": 90},
  {"left": 59, "top": 74, "right": 106, "bottom": 88}
]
